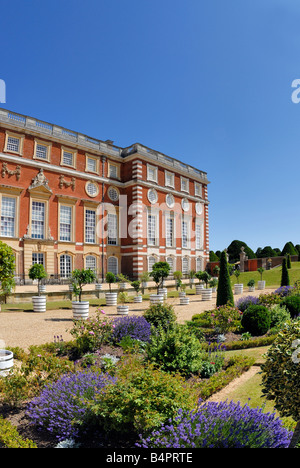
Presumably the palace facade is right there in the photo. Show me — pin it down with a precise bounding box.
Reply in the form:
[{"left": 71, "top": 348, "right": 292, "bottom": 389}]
[{"left": 0, "top": 108, "right": 210, "bottom": 281}]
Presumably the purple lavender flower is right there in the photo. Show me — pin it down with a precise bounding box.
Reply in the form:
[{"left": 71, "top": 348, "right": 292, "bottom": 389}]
[
  {"left": 27, "top": 370, "right": 116, "bottom": 441},
  {"left": 137, "top": 400, "right": 292, "bottom": 448},
  {"left": 111, "top": 315, "right": 152, "bottom": 343},
  {"left": 274, "top": 286, "right": 293, "bottom": 297},
  {"left": 235, "top": 296, "right": 260, "bottom": 312}
]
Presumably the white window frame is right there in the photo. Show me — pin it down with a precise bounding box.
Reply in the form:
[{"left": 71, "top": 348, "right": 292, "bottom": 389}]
[
  {"left": 60, "top": 254, "right": 72, "bottom": 278},
  {"left": 194, "top": 182, "right": 202, "bottom": 197},
  {"left": 31, "top": 200, "right": 46, "bottom": 240},
  {"left": 107, "top": 213, "right": 118, "bottom": 245},
  {"left": 107, "top": 256, "right": 118, "bottom": 275},
  {"left": 108, "top": 162, "right": 120, "bottom": 179},
  {"left": 182, "top": 219, "right": 189, "bottom": 249},
  {"left": 181, "top": 176, "right": 189, "bottom": 193},
  {"left": 34, "top": 139, "right": 51, "bottom": 162},
  {"left": 86, "top": 155, "right": 99, "bottom": 174},
  {"left": 147, "top": 212, "right": 158, "bottom": 246},
  {"left": 0, "top": 196, "right": 16, "bottom": 238},
  {"left": 165, "top": 215, "right": 175, "bottom": 248},
  {"left": 196, "top": 222, "right": 202, "bottom": 250},
  {"left": 165, "top": 171, "right": 174, "bottom": 188},
  {"left": 147, "top": 164, "right": 158, "bottom": 183},
  {"left": 61, "top": 147, "right": 77, "bottom": 168},
  {"left": 182, "top": 257, "right": 189, "bottom": 275},
  {"left": 32, "top": 252, "right": 45, "bottom": 266},
  {"left": 4, "top": 131, "right": 24, "bottom": 155},
  {"left": 148, "top": 255, "right": 157, "bottom": 272},
  {"left": 86, "top": 255, "right": 97, "bottom": 274},
  {"left": 59, "top": 205, "right": 72, "bottom": 242},
  {"left": 85, "top": 208, "right": 96, "bottom": 244}
]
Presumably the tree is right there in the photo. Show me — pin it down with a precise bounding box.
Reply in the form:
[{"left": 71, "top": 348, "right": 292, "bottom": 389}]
[
  {"left": 150, "top": 262, "right": 170, "bottom": 294},
  {"left": 71, "top": 268, "right": 96, "bottom": 302},
  {"left": 281, "top": 241, "right": 298, "bottom": 256},
  {"left": 0, "top": 241, "right": 15, "bottom": 304},
  {"left": 287, "top": 254, "right": 292, "bottom": 269},
  {"left": 216, "top": 251, "right": 234, "bottom": 307},
  {"left": 227, "top": 240, "right": 255, "bottom": 263},
  {"left": 28, "top": 263, "right": 47, "bottom": 296},
  {"left": 106, "top": 272, "right": 116, "bottom": 292},
  {"left": 261, "top": 320, "right": 300, "bottom": 448},
  {"left": 196, "top": 271, "right": 211, "bottom": 288},
  {"left": 209, "top": 251, "right": 219, "bottom": 261},
  {"left": 280, "top": 258, "right": 290, "bottom": 287}
]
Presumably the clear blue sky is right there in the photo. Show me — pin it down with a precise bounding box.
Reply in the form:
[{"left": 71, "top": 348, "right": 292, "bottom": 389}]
[{"left": 1, "top": 0, "right": 299, "bottom": 253}]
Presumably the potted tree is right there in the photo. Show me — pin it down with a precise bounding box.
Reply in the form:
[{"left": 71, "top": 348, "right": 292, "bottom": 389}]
[
  {"left": 233, "top": 269, "right": 243, "bottom": 294},
  {"left": 247, "top": 278, "right": 255, "bottom": 292},
  {"left": 150, "top": 261, "right": 170, "bottom": 304},
  {"left": 189, "top": 269, "right": 196, "bottom": 287},
  {"left": 131, "top": 280, "right": 142, "bottom": 303},
  {"left": 198, "top": 271, "right": 212, "bottom": 300},
  {"left": 117, "top": 291, "right": 129, "bottom": 315},
  {"left": 117, "top": 273, "right": 129, "bottom": 291},
  {"left": 257, "top": 267, "right": 265, "bottom": 290},
  {"left": 28, "top": 263, "right": 47, "bottom": 312},
  {"left": 209, "top": 277, "right": 218, "bottom": 292},
  {"left": 195, "top": 270, "right": 205, "bottom": 294},
  {"left": 179, "top": 282, "right": 186, "bottom": 298},
  {"left": 105, "top": 272, "right": 118, "bottom": 305},
  {"left": 95, "top": 271, "right": 103, "bottom": 291},
  {"left": 71, "top": 268, "right": 96, "bottom": 320},
  {"left": 173, "top": 270, "right": 183, "bottom": 290},
  {"left": 140, "top": 271, "right": 150, "bottom": 290}
]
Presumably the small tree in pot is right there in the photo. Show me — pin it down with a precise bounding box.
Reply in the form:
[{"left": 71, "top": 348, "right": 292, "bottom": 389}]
[
  {"left": 28, "top": 263, "right": 47, "bottom": 312},
  {"left": 105, "top": 272, "right": 118, "bottom": 305},
  {"left": 131, "top": 280, "right": 142, "bottom": 302},
  {"left": 71, "top": 268, "right": 96, "bottom": 320},
  {"left": 150, "top": 262, "right": 170, "bottom": 295}
]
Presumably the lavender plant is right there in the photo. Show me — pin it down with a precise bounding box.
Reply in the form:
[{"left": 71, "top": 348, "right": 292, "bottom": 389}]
[
  {"left": 111, "top": 315, "right": 152, "bottom": 344},
  {"left": 235, "top": 295, "right": 260, "bottom": 312},
  {"left": 137, "top": 400, "right": 292, "bottom": 448},
  {"left": 27, "top": 370, "right": 116, "bottom": 441}
]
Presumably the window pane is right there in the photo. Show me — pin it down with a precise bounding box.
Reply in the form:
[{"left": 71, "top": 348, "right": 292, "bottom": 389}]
[
  {"left": 182, "top": 258, "right": 189, "bottom": 274},
  {"left": 182, "top": 221, "right": 188, "bottom": 248},
  {"left": 109, "top": 165, "right": 118, "bottom": 178},
  {"left": 86, "top": 255, "right": 97, "bottom": 273},
  {"left": 1, "top": 197, "right": 16, "bottom": 237},
  {"left": 108, "top": 213, "right": 117, "bottom": 245},
  {"left": 36, "top": 144, "right": 48, "bottom": 159},
  {"left": 87, "top": 158, "right": 97, "bottom": 172},
  {"left": 85, "top": 209, "right": 96, "bottom": 243},
  {"left": 60, "top": 255, "right": 72, "bottom": 278},
  {"left": 60, "top": 205, "right": 72, "bottom": 241},
  {"left": 196, "top": 224, "right": 201, "bottom": 249},
  {"left": 32, "top": 253, "right": 45, "bottom": 265},
  {"left": 148, "top": 214, "right": 156, "bottom": 246},
  {"left": 63, "top": 151, "right": 73, "bottom": 166},
  {"left": 166, "top": 217, "right": 174, "bottom": 247},
  {"left": 32, "top": 201, "right": 45, "bottom": 239},
  {"left": 148, "top": 256, "right": 156, "bottom": 272},
  {"left": 107, "top": 256, "right": 118, "bottom": 275},
  {"left": 7, "top": 137, "right": 20, "bottom": 152}
]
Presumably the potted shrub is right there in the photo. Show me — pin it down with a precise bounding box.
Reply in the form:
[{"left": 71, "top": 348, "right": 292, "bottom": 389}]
[
  {"left": 173, "top": 271, "right": 183, "bottom": 290},
  {"left": 117, "top": 273, "right": 129, "bottom": 290},
  {"left": 95, "top": 273, "right": 102, "bottom": 291},
  {"left": 209, "top": 277, "right": 218, "bottom": 292},
  {"left": 247, "top": 279, "right": 255, "bottom": 292},
  {"left": 28, "top": 263, "right": 47, "bottom": 312},
  {"left": 199, "top": 271, "right": 212, "bottom": 300},
  {"left": 150, "top": 262, "right": 170, "bottom": 303},
  {"left": 189, "top": 269, "right": 196, "bottom": 286},
  {"left": 71, "top": 268, "right": 96, "bottom": 320},
  {"left": 179, "top": 283, "right": 186, "bottom": 298},
  {"left": 179, "top": 284, "right": 189, "bottom": 305},
  {"left": 117, "top": 291, "right": 129, "bottom": 315},
  {"left": 131, "top": 280, "right": 142, "bottom": 303},
  {"left": 105, "top": 272, "right": 118, "bottom": 305},
  {"left": 140, "top": 271, "right": 150, "bottom": 289},
  {"left": 233, "top": 269, "right": 243, "bottom": 294},
  {"left": 257, "top": 267, "right": 265, "bottom": 290},
  {"left": 195, "top": 270, "right": 205, "bottom": 294}
]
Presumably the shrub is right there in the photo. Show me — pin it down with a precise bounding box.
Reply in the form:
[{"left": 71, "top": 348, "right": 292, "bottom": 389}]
[
  {"left": 241, "top": 305, "right": 271, "bottom": 336},
  {"left": 81, "top": 356, "right": 198, "bottom": 434},
  {"left": 71, "top": 268, "right": 96, "bottom": 302},
  {"left": 258, "top": 292, "right": 282, "bottom": 307},
  {"left": 206, "top": 304, "right": 242, "bottom": 334},
  {"left": 137, "top": 401, "right": 292, "bottom": 448},
  {"left": 269, "top": 304, "right": 291, "bottom": 331},
  {"left": 280, "top": 258, "right": 290, "bottom": 287},
  {"left": 235, "top": 295, "right": 260, "bottom": 312},
  {"left": 145, "top": 324, "right": 206, "bottom": 376},
  {"left": 111, "top": 315, "right": 152, "bottom": 343},
  {"left": 143, "top": 303, "right": 176, "bottom": 330},
  {"left": 274, "top": 286, "right": 294, "bottom": 297},
  {"left": 216, "top": 251, "right": 234, "bottom": 307},
  {"left": 281, "top": 295, "right": 300, "bottom": 319},
  {"left": 0, "top": 417, "right": 37, "bottom": 448},
  {"left": 27, "top": 370, "right": 116, "bottom": 441}
]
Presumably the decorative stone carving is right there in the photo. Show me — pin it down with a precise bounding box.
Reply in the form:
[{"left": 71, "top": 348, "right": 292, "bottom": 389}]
[
  {"left": 59, "top": 174, "right": 75, "bottom": 190},
  {"left": 29, "top": 169, "right": 52, "bottom": 193},
  {"left": 1, "top": 162, "right": 21, "bottom": 181}
]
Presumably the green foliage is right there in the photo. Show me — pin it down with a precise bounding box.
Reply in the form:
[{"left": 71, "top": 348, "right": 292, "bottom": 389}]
[
  {"left": 196, "top": 271, "right": 211, "bottom": 288},
  {"left": 130, "top": 280, "right": 141, "bottom": 295},
  {"left": 261, "top": 319, "right": 300, "bottom": 423},
  {"left": 281, "top": 241, "right": 298, "bottom": 256},
  {"left": 143, "top": 303, "right": 176, "bottom": 330},
  {"left": 269, "top": 304, "right": 291, "bottom": 332},
  {"left": 0, "top": 416, "right": 37, "bottom": 448},
  {"left": 281, "top": 295, "right": 300, "bottom": 319},
  {"left": 241, "top": 305, "right": 271, "bottom": 336},
  {"left": 216, "top": 251, "right": 234, "bottom": 307},
  {"left": 247, "top": 279, "right": 255, "bottom": 287},
  {"left": 150, "top": 262, "right": 170, "bottom": 292},
  {"left": 257, "top": 267, "right": 264, "bottom": 280},
  {"left": 209, "top": 250, "right": 219, "bottom": 261},
  {"left": 287, "top": 254, "right": 292, "bottom": 269},
  {"left": 28, "top": 263, "right": 47, "bottom": 296},
  {"left": 118, "top": 291, "right": 129, "bottom": 303},
  {"left": 227, "top": 240, "right": 255, "bottom": 263},
  {"left": 281, "top": 258, "right": 290, "bottom": 287},
  {"left": 81, "top": 356, "right": 198, "bottom": 434},
  {"left": 205, "top": 304, "right": 242, "bottom": 334},
  {"left": 105, "top": 272, "right": 116, "bottom": 292},
  {"left": 145, "top": 324, "right": 206, "bottom": 376},
  {"left": 71, "top": 268, "right": 96, "bottom": 301}
]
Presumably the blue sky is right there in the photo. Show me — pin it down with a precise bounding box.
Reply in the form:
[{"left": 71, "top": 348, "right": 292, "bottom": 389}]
[{"left": 1, "top": 0, "right": 299, "bottom": 253}]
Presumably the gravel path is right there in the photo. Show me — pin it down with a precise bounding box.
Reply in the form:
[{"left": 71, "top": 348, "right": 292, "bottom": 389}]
[{"left": 0, "top": 287, "right": 276, "bottom": 351}]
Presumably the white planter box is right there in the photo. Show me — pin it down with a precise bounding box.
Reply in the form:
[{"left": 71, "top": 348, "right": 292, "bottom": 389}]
[
  {"left": 258, "top": 281, "right": 266, "bottom": 290},
  {"left": 106, "top": 292, "right": 118, "bottom": 306},
  {"left": 134, "top": 295, "right": 143, "bottom": 303},
  {"left": 248, "top": 286, "right": 255, "bottom": 292},
  {"left": 234, "top": 284, "right": 244, "bottom": 295},
  {"left": 202, "top": 288, "right": 212, "bottom": 301},
  {"left": 72, "top": 301, "right": 89, "bottom": 320},
  {"left": 158, "top": 288, "right": 167, "bottom": 298},
  {"left": 32, "top": 296, "right": 46, "bottom": 313},
  {"left": 95, "top": 283, "right": 102, "bottom": 290},
  {"left": 195, "top": 284, "right": 204, "bottom": 294},
  {"left": 150, "top": 294, "right": 164, "bottom": 305},
  {"left": 0, "top": 350, "right": 14, "bottom": 376},
  {"left": 180, "top": 296, "right": 190, "bottom": 305},
  {"left": 39, "top": 285, "right": 46, "bottom": 293},
  {"left": 179, "top": 291, "right": 186, "bottom": 297},
  {"left": 117, "top": 305, "right": 129, "bottom": 315}
]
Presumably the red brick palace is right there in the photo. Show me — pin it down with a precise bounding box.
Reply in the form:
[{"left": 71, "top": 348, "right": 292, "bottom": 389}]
[{"left": 0, "top": 108, "right": 210, "bottom": 281}]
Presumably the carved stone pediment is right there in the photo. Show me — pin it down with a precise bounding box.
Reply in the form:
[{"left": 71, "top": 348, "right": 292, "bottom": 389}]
[{"left": 28, "top": 169, "right": 52, "bottom": 195}]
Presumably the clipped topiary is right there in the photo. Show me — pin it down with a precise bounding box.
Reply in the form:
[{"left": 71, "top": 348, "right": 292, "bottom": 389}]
[
  {"left": 280, "top": 258, "right": 290, "bottom": 287},
  {"left": 281, "top": 295, "right": 300, "bottom": 319},
  {"left": 216, "top": 251, "right": 234, "bottom": 307},
  {"left": 241, "top": 304, "right": 271, "bottom": 336}
]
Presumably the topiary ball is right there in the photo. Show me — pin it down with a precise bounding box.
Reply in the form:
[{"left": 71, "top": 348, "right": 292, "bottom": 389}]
[{"left": 241, "top": 304, "right": 271, "bottom": 336}]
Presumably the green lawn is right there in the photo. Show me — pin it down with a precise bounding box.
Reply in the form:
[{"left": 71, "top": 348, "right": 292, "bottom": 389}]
[{"left": 230, "top": 261, "right": 300, "bottom": 288}]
